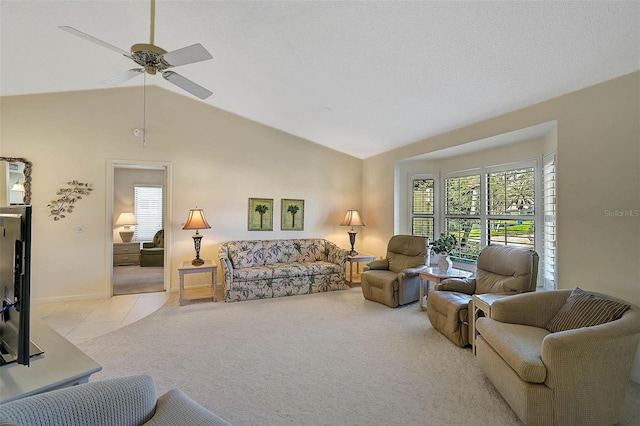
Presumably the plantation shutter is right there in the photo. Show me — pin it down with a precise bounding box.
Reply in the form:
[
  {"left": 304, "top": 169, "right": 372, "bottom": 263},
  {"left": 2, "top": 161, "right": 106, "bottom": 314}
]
[
  {"left": 134, "top": 185, "right": 163, "bottom": 242},
  {"left": 543, "top": 154, "right": 556, "bottom": 290}
]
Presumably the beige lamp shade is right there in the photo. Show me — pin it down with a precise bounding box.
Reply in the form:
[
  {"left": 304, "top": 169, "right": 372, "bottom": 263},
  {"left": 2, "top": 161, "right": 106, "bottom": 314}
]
[
  {"left": 183, "top": 208, "right": 211, "bottom": 230},
  {"left": 115, "top": 212, "right": 138, "bottom": 226},
  {"left": 340, "top": 209, "right": 365, "bottom": 228},
  {"left": 115, "top": 212, "right": 137, "bottom": 243}
]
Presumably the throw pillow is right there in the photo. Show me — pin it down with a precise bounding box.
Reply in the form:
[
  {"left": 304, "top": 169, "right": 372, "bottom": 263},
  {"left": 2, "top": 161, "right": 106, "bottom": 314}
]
[{"left": 545, "top": 287, "right": 630, "bottom": 332}]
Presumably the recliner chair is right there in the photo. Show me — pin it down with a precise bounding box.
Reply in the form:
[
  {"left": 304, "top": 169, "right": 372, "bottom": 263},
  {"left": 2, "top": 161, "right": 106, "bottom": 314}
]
[
  {"left": 140, "top": 229, "right": 164, "bottom": 267},
  {"left": 360, "top": 235, "right": 429, "bottom": 308},
  {"left": 427, "top": 245, "right": 539, "bottom": 347}
]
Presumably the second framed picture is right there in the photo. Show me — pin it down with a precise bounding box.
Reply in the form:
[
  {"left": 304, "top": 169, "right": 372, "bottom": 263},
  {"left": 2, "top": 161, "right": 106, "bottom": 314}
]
[{"left": 281, "top": 199, "right": 304, "bottom": 231}]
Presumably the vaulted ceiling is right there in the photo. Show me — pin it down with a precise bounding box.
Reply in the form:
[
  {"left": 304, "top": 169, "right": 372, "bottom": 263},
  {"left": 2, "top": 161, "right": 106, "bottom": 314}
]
[{"left": 2, "top": 1, "right": 639, "bottom": 159}]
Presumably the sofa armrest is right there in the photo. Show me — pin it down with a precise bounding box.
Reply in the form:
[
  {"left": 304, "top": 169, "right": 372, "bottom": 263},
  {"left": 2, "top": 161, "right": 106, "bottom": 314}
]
[
  {"left": 400, "top": 266, "right": 428, "bottom": 278},
  {"left": 434, "top": 277, "right": 476, "bottom": 294},
  {"left": 0, "top": 375, "right": 157, "bottom": 426},
  {"left": 217, "top": 245, "right": 234, "bottom": 285},
  {"left": 364, "top": 259, "right": 389, "bottom": 271},
  {"left": 143, "top": 242, "right": 155, "bottom": 249},
  {"left": 144, "top": 388, "right": 232, "bottom": 426},
  {"left": 489, "top": 289, "right": 571, "bottom": 327},
  {"left": 541, "top": 310, "right": 640, "bottom": 418},
  {"left": 325, "top": 240, "right": 349, "bottom": 271}
]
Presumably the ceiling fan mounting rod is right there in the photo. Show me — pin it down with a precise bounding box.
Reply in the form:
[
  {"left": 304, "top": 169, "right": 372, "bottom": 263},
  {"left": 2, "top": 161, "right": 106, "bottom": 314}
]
[{"left": 149, "top": 0, "right": 155, "bottom": 46}]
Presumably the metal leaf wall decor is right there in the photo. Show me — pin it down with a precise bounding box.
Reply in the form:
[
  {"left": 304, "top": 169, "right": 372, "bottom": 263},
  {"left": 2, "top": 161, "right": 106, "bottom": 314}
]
[{"left": 48, "top": 180, "right": 93, "bottom": 221}]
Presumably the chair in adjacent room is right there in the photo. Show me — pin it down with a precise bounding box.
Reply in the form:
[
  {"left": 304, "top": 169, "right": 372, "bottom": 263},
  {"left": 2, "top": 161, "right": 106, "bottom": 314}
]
[
  {"left": 360, "top": 235, "right": 429, "bottom": 308},
  {"left": 427, "top": 244, "right": 539, "bottom": 347},
  {"left": 140, "top": 229, "right": 164, "bottom": 267}
]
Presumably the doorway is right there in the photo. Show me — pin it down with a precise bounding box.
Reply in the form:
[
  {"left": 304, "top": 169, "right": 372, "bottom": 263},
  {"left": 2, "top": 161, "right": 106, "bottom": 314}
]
[{"left": 107, "top": 160, "right": 171, "bottom": 296}]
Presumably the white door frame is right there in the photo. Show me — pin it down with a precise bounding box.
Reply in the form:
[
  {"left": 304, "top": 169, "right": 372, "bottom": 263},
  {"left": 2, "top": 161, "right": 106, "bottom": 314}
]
[{"left": 106, "top": 159, "right": 172, "bottom": 297}]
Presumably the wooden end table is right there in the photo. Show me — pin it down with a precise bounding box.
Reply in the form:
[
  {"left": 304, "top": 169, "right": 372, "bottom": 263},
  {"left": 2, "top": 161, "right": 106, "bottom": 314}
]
[
  {"left": 418, "top": 267, "right": 472, "bottom": 311},
  {"left": 178, "top": 260, "right": 217, "bottom": 306},
  {"left": 471, "top": 293, "right": 511, "bottom": 355},
  {"left": 346, "top": 254, "right": 376, "bottom": 287}
]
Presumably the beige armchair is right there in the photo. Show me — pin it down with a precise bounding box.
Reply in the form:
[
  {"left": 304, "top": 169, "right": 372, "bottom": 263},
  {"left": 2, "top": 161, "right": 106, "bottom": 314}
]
[
  {"left": 476, "top": 289, "right": 640, "bottom": 425},
  {"left": 360, "top": 235, "right": 429, "bottom": 308},
  {"left": 140, "top": 229, "right": 164, "bottom": 267},
  {"left": 427, "top": 245, "right": 538, "bottom": 347}
]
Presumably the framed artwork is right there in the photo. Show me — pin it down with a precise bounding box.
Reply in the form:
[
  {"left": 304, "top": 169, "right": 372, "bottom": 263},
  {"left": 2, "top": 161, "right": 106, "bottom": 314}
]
[
  {"left": 248, "top": 198, "right": 273, "bottom": 231},
  {"left": 281, "top": 199, "right": 304, "bottom": 231}
]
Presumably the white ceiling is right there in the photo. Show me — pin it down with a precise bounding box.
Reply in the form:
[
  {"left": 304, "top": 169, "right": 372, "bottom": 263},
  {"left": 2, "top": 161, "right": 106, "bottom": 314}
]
[{"left": 2, "top": 1, "right": 639, "bottom": 159}]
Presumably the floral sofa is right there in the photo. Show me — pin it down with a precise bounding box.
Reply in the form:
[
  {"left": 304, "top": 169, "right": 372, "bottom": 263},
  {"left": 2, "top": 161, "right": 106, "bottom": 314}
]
[{"left": 219, "top": 238, "right": 348, "bottom": 302}]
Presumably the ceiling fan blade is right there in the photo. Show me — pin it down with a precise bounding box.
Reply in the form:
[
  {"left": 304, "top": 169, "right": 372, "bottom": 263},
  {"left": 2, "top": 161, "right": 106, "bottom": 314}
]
[
  {"left": 162, "top": 71, "right": 212, "bottom": 100},
  {"left": 161, "top": 43, "right": 213, "bottom": 68},
  {"left": 102, "top": 69, "right": 144, "bottom": 86},
  {"left": 58, "top": 26, "right": 132, "bottom": 58}
]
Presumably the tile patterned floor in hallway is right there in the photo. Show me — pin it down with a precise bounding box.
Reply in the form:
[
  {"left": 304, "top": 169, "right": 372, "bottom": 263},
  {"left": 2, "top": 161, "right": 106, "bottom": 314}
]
[{"left": 32, "top": 292, "right": 169, "bottom": 345}]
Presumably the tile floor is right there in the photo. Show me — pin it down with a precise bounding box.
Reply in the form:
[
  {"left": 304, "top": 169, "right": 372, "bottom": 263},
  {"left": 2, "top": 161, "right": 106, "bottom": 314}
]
[{"left": 32, "top": 291, "right": 169, "bottom": 346}]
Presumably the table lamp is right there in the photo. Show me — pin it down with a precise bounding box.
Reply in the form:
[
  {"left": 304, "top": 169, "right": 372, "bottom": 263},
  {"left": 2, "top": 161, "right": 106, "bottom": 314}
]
[
  {"left": 183, "top": 207, "right": 211, "bottom": 266},
  {"left": 340, "top": 209, "right": 365, "bottom": 255},
  {"left": 115, "top": 212, "right": 137, "bottom": 243}
]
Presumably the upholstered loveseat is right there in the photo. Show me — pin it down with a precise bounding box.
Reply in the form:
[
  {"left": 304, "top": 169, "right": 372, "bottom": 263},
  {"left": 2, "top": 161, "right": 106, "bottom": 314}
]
[
  {"left": 219, "top": 239, "right": 348, "bottom": 302},
  {"left": 476, "top": 288, "right": 640, "bottom": 426}
]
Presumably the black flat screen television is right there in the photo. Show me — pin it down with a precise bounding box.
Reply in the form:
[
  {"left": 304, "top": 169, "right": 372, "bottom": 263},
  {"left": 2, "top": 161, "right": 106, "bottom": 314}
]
[{"left": 0, "top": 205, "right": 42, "bottom": 366}]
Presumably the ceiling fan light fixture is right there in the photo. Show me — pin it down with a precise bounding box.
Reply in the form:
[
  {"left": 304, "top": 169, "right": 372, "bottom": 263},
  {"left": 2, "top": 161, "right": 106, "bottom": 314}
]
[{"left": 58, "top": 0, "right": 213, "bottom": 99}]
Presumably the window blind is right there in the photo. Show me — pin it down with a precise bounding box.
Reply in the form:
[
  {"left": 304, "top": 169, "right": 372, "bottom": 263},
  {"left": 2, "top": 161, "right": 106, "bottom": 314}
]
[{"left": 134, "top": 185, "right": 163, "bottom": 242}]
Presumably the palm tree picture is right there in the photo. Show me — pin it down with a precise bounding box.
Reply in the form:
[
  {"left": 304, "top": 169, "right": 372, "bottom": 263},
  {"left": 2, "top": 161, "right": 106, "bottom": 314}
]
[
  {"left": 248, "top": 198, "right": 273, "bottom": 231},
  {"left": 281, "top": 199, "right": 304, "bottom": 230}
]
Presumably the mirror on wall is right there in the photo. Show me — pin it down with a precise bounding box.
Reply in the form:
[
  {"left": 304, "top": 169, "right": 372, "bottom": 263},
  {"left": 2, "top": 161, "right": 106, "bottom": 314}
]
[{"left": 0, "top": 157, "right": 32, "bottom": 205}]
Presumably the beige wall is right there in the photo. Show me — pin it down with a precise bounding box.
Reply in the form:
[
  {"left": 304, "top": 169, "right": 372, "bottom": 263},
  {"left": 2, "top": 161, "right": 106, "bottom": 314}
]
[{"left": 1, "top": 86, "right": 362, "bottom": 301}]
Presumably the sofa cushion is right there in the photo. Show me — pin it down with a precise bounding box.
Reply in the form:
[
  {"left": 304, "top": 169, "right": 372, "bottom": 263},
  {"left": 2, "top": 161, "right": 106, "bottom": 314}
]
[
  {"left": 545, "top": 287, "right": 630, "bottom": 333},
  {"left": 227, "top": 240, "right": 264, "bottom": 269},
  {"left": 296, "top": 239, "right": 326, "bottom": 262},
  {"left": 303, "top": 261, "right": 342, "bottom": 276},
  {"left": 268, "top": 262, "right": 310, "bottom": 278},
  {"left": 264, "top": 240, "right": 297, "bottom": 265},
  {"left": 476, "top": 318, "right": 549, "bottom": 383},
  {"left": 233, "top": 266, "right": 273, "bottom": 281}
]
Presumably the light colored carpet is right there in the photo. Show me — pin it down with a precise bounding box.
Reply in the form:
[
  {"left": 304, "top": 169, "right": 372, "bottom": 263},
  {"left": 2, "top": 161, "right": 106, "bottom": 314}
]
[
  {"left": 113, "top": 265, "right": 164, "bottom": 295},
  {"left": 78, "top": 288, "right": 640, "bottom": 426}
]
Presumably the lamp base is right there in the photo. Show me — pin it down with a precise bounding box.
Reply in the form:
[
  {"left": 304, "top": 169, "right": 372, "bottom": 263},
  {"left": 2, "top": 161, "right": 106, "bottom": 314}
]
[
  {"left": 348, "top": 250, "right": 358, "bottom": 256},
  {"left": 119, "top": 231, "right": 134, "bottom": 243},
  {"left": 191, "top": 258, "right": 204, "bottom": 266}
]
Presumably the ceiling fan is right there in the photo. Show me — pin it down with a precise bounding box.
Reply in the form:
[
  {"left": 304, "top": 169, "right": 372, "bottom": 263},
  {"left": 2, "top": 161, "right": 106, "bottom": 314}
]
[{"left": 59, "top": 0, "right": 213, "bottom": 99}]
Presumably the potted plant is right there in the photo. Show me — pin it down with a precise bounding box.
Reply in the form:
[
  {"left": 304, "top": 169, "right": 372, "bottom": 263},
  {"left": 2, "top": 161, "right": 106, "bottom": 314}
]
[{"left": 431, "top": 233, "right": 456, "bottom": 271}]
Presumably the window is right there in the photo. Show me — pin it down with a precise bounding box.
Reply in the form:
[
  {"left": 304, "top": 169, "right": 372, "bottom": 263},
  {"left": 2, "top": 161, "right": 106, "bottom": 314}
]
[
  {"left": 444, "top": 174, "right": 481, "bottom": 260},
  {"left": 134, "top": 185, "right": 163, "bottom": 242},
  {"left": 411, "top": 177, "right": 435, "bottom": 241},
  {"left": 439, "top": 164, "right": 537, "bottom": 262},
  {"left": 486, "top": 167, "right": 535, "bottom": 249}
]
